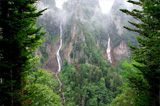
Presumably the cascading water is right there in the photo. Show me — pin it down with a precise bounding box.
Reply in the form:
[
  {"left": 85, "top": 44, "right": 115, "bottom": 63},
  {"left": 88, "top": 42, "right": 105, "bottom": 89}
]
[
  {"left": 57, "top": 22, "right": 63, "bottom": 73},
  {"left": 107, "top": 36, "right": 112, "bottom": 63},
  {"left": 55, "top": 22, "right": 65, "bottom": 104}
]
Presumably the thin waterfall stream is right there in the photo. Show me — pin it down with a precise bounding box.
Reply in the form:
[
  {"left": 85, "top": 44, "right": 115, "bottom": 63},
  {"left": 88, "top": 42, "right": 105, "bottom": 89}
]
[
  {"left": 55, "top": 22, "right": 65, "bottom": 105},
  {"left": 107, "top": 35, "right": 112, "bottom": 63}
]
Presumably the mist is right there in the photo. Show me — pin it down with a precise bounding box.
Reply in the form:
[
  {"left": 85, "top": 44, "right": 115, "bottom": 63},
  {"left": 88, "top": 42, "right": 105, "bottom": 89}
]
[
  {"left": 55, "top": 0, "right": 115, "bottom": 14},
  {"left": 99, "top": 0, "right": 114, "bottom": 14},
  {"left": 54, "top": 0, "right": 134, "bottom": 14},
  {"left": 55, "top": 0, "right": 67, "bottom": 9}
]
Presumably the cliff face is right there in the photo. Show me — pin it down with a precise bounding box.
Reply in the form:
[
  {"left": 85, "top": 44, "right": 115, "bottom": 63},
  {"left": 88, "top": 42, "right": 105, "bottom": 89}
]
[
  {"left": 61, "top": 0, "right": 102, "bottom": 66},
  {"left": 103, "top": 0, "right": 138, "bottom": 64},
  {"left": 113, "top": 41, "right": 129, "bottom": 61},
  {"left": 36, "top": 0, "right": 60, "bottom": 72},
  {"left": 109, "top": 0, "right": 124, "bottom": 36},
  {"left": 44, "top": 41, "right": 59, "bottom": 73},
  {"left": 36, "top": 0, "right": 138, "bottom": 73},
  {"left": 63, "top": 42, "right": 73, "bottom": 65},
  {"left": 103, "top": 39, "right": 129, "bottom": 66}
]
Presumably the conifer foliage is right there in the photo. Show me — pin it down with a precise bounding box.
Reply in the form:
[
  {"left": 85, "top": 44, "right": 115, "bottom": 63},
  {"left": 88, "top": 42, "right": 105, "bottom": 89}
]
[
  {"left": 0, "top": 0, "right": 46, "bottom": 105},
  {"left": 120, "top": 0, "right": 160, "bottom": 105}
]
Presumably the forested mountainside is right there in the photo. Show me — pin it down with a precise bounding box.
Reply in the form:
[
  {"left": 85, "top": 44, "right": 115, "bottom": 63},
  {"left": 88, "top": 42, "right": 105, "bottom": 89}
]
[
  {"left": 1, "top": 0, "right": 159, "bottom": 105},
  {"left": 37, "top": 0, "right": 138, "bottom": 70},
  {"left": 36, "top": 0, "right": 138, "bottom": 105}
]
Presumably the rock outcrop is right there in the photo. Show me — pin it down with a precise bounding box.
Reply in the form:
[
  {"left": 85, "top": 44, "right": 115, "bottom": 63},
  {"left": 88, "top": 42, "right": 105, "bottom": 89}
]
[
  {"left": 44, "top": 41, "right": 59, "bottom": 73},
  {"left": 64, "top": 43, "right": 73, "bottom": 65},
  {"left": 113, "top": 40, "right": 129, "bottom": 61}
]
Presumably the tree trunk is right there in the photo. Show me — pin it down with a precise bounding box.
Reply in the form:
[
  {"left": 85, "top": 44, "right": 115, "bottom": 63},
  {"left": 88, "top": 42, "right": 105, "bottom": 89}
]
[{"left": 1, "top": 1, "right": 12, "bottom": 106}]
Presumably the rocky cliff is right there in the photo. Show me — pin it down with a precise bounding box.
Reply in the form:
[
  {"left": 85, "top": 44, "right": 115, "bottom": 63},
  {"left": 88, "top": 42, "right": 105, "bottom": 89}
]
[
  {"left": 36, "top": 0, "right": 138, "bottom": 73},
  {"left": 113, "top": 40, "right": 129, "bottom": 61}
]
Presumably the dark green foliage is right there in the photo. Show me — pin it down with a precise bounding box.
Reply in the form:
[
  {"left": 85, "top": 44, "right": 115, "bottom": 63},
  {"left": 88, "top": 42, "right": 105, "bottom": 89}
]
[
  {"left": 108, "top": 23, "right": 122, "bottom": 48},
  {"left": 120, "top": 0, "right": 160, "bottom": 105},
  {"left": 21, "top": 67, "right": 62, "bottom": 106},
  {"left": 121, "top": 31, "right": 138, "bottom": 47},
  {"left": 61, "top": 61, "right": 124, "bottom": 106},
  {"left": 61, "top": 37, "right": 125, "bottom": 106},
  {"left": 0, "top": 0, "right": 46, "bottom": 105},
  {"left": 58, "top": 1, "right": 129, "bottom": 105}
]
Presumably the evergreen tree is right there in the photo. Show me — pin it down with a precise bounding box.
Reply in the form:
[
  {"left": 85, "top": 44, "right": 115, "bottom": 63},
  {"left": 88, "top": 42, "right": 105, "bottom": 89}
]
[
  {"left": 120, "top": 0, "right": 160, "bottom": 105},
  {"left": 0, "top": 0, "right": 46, "bottom": 105},
  {"left": 21, "top": 69, "right": 62, "bottom": 106}
]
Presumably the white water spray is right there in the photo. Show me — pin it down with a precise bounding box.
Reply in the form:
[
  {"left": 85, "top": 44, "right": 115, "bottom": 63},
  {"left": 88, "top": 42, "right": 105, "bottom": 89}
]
[
  {"left": 57, "top": 22, "right": 63, "bottom": 72},
  {"left": 107, "top": 35, "right": 112, "bottom": 63}
]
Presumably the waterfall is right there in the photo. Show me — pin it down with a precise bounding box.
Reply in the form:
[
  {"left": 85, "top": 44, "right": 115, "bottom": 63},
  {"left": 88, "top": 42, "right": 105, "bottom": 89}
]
[
  {"left": 57, "top": 22, "right": 63, "bottom": 72},
  {"left": 56, "top": 22, "right": 65, "bottom": 104},
  {"left": 107, "top": 36, "right": 112, "bottom": 63}
]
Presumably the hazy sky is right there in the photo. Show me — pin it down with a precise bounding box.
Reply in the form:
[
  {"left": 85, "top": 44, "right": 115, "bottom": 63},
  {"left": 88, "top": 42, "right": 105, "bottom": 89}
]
[
  {"left": 55, "top": 0, "right": 67, "bottom": 9},
  {"left": 55, "top": 0, "right": 115, "bottom": 14},
  {"left": 99, "top": 0, "right": 114, "bottom": 14}
]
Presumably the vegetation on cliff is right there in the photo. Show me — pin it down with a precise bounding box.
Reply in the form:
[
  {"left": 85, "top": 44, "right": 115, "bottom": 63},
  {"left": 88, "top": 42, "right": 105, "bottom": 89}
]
[{"left": 0, "top": 0, "right": 159, "bottom": 106}]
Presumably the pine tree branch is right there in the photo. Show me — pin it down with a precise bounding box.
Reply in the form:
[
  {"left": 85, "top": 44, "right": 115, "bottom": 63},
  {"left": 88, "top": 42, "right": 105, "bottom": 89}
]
[
  {"left": 123, "top": 26, "right": 141, "bottom": 33},
  {"left": 127, "top": 0, "right": 142, "bottom": 6}
]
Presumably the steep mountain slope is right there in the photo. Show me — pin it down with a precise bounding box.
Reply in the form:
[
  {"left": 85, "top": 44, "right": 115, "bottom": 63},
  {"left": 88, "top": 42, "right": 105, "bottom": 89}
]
[
  {"left": 37, "top": 0, "right": 138, "bottom": 71},
  {"left": 61, "top": 0, "right": 138, "bottom": 67},
  {"left": 107, "top": 0, "right": 139, "bottom": 62},
  {"left": 62, "top": 0, "right": 105, "bottom": 65},
  {"left": 36, "top": 0, "right": 139, "bottom": 105},
  {"left": 36, "top": 0, "right": 59, "bottom": 72}
]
